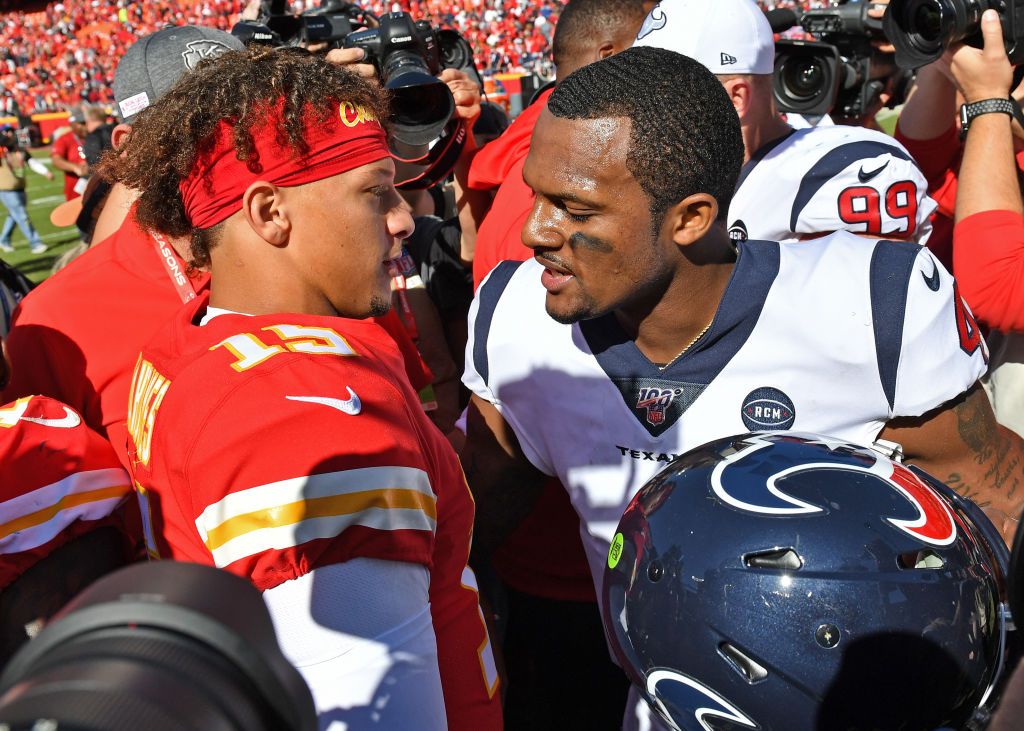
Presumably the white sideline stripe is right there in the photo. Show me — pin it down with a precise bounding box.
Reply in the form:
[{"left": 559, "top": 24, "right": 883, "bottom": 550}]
[
  {"left": 209, "top": 507, "right": 436, "bottom": 569},
  {"left": 194, "top": 465, "right": 435, "bottom": 542},
  {"left": 26, "top": 194, "right": 65, "bottom": 208}
]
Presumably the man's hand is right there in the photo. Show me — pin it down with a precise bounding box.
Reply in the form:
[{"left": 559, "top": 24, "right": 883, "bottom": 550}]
[
  {"left": 324, "top": 47, "right": 377, "bottom": 81},
  {"left": 240, "top": 0, "right": 262, "bottom": 21},
  {"left": 867, "top": 1, "right": 896, "bottom": 53},
  {"left": 947, "top": 9, "right": 1014, "bottom": 103},
  {"left": 441, "top": 68, "right": 482, "bottom": 125}
]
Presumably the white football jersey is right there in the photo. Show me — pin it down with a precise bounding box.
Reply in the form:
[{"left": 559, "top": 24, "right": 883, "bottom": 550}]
[
  {"left": 728, "top": 125, "right": 937, "bottom": 245},
  {"left": 464, "top": 232, "right": 986, "bottom": 597}
]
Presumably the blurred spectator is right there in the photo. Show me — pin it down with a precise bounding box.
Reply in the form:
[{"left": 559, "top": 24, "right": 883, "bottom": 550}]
[
  {"left": 51, "top": 105, "right": 86, "bottom": 200},
  {"left": 0, "top": 126, "right": 49, "bottom": 255},
  {"left": 81, "top": 105, "right": 114, "bottom": 169}
]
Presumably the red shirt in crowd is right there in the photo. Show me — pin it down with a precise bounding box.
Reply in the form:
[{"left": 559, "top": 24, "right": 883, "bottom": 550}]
[
  {"left": 896, "top": 121, "right": 1024, "bottom": 331},
  {"left": 1, "top": 209, "right": 210, "bottom": 469},
  {"left": 51, "top": 130, "right": 85, "bottom": 200},
  {"left": 467, "top": 86, "right": 595, "bottom": 603},
  {"left": 469, "top": 87, "right": 552, "bottom": 289}
]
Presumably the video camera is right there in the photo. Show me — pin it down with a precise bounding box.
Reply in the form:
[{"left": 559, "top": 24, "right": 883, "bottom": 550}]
[
  {"left": 770, "top": 1, "right": 897, "bottom": 120},
  {"left": 883, "top": 0, "right": 1024, "bottom": 69}
]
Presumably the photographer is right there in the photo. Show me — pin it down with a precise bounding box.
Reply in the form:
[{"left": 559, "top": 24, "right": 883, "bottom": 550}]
[
  {"left": 0, "top": 127, "right": 50, "bottom": 256},
  {"left": 895, "top": 9, "right": 1024, "bottom": 437},
  {"left": 947, "top": 12, "right": 1024, "bottom": 331}
]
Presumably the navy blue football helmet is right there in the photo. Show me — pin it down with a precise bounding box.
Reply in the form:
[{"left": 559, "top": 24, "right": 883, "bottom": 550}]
[{"left": 603, "top": 432, "right": 1012, "bottom": 731}]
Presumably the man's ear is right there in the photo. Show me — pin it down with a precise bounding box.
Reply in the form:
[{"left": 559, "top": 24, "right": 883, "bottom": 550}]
[
  {"left": 720, "top": 76, "right": 754, "bottom": 119},
  {"left": 110, "top": 123, "right": 132, "bottom": 151},
  {"left": 664, "top": 193, "right": 719, "bottom": 247},
  {"left": 241, "top": 181, "right": 291, "bottom": 246},
  {"left": 596, "top": 40, "right": 617, "bottom": 61}
]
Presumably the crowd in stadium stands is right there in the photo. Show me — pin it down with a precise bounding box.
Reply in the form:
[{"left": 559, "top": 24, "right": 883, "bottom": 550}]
[{"left": 0, "top": 0, "right": 829, "bottom": 115}]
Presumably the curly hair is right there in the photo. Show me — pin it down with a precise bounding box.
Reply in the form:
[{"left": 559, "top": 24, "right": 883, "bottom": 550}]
[
  {"left": 548, "top": 46, "right": 744, "bottom": 224},
  {"left": 99, "top": 47, "right": 390, "bottom": 268}
]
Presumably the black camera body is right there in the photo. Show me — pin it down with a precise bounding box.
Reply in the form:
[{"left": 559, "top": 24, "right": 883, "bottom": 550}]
[
  {"left": 346, "top": 14, "right": 445, "bottom": 79},
  {"left": 346, "top": 12, "right": 476, "bottom": 146},
  {"left": 232, "top": 0, "right": 370, "bottom": 49},
  {"left": 774, "top": 1, "right": 894, "bottom": 120},
  {"left": 884, "top": 0, "right": 1024, "bottom": 68}
]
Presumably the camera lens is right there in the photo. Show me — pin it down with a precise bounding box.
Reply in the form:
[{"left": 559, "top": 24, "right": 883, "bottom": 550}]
[
  {"left": 389, "top": 79, "right": 456, "bottom": 146},
  {"left": 912, "top": 1, "right": 944, "bottom": 42},
  {"left": 782, "top": 57, "right": 825, "bottom": 102},
  {"left": 884, "top": 0, "right": 985, "bottom": 69}
]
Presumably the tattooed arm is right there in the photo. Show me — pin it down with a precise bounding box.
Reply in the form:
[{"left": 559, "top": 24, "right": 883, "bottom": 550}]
[
  {"left": 879, "top": 383, "right": 1024, "bottom": 542},
  {"left": 461, "top": 394, "right": 546, "bottom": 562}
]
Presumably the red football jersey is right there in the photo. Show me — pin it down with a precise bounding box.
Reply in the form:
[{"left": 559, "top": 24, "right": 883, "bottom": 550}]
[
  {"left": 0, "top": 395, "right": 134, "bottom": 590},
  {"left": 127, "top": 295, "right": 501, "bottom": 729}
]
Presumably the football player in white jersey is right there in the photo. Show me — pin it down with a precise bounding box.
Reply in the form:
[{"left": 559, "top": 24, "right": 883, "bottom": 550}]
[
  {"left": 460, "top": 47, "right": 1024, "bottom": 729},
  {"left": 632, "top": 0, "right": 937, "bottom": 245}
]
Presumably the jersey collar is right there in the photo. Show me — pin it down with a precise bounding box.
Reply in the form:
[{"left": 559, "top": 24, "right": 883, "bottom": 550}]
[{"left": 578, "top": 240, "right": 781, "bottom": 436}]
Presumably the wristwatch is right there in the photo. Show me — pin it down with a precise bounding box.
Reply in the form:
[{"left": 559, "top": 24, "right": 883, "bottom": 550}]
[{"left": 959, "top": 98, "right": 1017, "bottom": 138}]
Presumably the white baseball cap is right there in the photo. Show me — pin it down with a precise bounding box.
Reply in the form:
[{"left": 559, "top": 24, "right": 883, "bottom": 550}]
[{"left": 633, "top": 0, "right": 775, "bottom": 76}]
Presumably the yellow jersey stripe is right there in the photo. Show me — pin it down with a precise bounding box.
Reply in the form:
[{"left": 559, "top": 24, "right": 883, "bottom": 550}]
[{"left": 204, "top": 487, "right": 438, "bottom": 551}]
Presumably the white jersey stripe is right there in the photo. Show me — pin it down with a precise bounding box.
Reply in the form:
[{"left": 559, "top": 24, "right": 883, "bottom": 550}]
[
  {"left": 0, "top": 468, "right": 131, "bottom": 554},
  {"left": 0, "top": 467, "right": 130, "bottom": 528},
  {"left": 207, "top": 506, "right": 436, "bottom": 569},
  {"left": 194, "top": 465, "right": 435, "bottom": 542}
]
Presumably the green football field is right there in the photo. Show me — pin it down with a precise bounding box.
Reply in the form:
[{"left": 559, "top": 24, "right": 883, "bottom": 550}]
[{"left": 0, "top": 153, "right": 83, "bottom": 283}]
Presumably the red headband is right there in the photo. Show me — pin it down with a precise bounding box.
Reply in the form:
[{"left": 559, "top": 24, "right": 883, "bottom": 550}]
[{"left": 180, "top": 99, "right": 389, "bottom": 230}]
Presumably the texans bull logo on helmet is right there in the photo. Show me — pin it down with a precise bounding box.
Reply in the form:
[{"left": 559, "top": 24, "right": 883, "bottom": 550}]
[{"left": 712, "top": 433, "right": 957, "bottom": 545}]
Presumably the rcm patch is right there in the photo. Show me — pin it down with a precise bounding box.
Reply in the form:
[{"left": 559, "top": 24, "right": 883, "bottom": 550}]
[{"left": 741, "top": 387, "right": 796, "bottom": 430}]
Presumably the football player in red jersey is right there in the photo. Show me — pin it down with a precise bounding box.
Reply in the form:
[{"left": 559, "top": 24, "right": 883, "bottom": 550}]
[
  {"left": 0, "top": 335, "right": 136, "bottom": 665},
  {"left": 101, "top": 49, "right": 500, "bottom": 730}
]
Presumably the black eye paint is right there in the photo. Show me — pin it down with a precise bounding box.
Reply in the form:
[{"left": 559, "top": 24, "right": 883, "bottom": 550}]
[{"left": 568, "top": 231, "right": 614, "bottom": 253}]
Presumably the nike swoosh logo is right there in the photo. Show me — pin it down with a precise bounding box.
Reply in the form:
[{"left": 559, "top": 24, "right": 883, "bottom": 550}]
[
  {"left": 858, "top": 159, "right": 890, "bottom": 183},
  {"left": 21, "top": 406, "right": 82, "bottom": 429},
  {"left": 922, "top": 260, "right": 941, "bottom": 291},
  {"left": 286, "top": 387, "right": 362, "bottom": 415}
]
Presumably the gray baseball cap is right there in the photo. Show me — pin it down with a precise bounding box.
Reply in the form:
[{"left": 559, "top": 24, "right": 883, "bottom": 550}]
[{"left": 113, "top": 26, "right": 244, "bottom": 123}]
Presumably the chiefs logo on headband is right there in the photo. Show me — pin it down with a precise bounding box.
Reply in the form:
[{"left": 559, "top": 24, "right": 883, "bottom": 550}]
[{"left": 339, "top": 102, "right": 378, "bottom": 128}]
